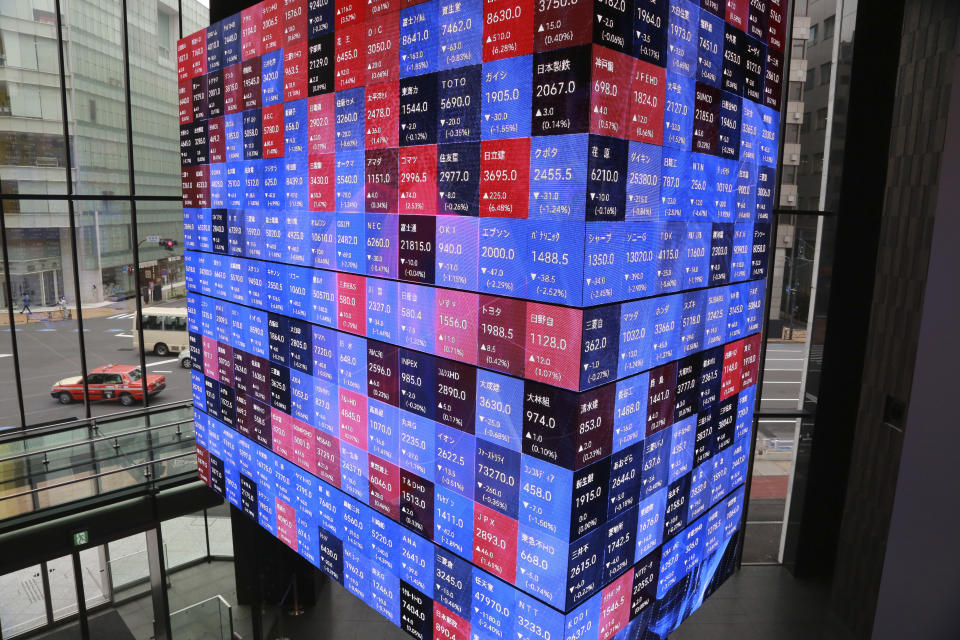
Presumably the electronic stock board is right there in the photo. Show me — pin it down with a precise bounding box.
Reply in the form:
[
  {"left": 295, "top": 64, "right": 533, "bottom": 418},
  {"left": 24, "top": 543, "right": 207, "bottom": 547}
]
[{"left": 180, "top": 0, "right": 785, "bottom": 637}]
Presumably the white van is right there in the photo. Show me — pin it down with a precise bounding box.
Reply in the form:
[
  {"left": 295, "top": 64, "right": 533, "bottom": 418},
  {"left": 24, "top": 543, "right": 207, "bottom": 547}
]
[{"left": 134, "top": 307, "right": 188, "bottom": 356}]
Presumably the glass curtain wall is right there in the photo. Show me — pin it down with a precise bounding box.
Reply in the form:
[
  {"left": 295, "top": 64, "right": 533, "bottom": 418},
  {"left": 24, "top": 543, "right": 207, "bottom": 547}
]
[
  {"left": 0, "top": 0, "right": 209, "bottom": 430},
  {"left": 743, "top": 0, "right": 857, "bottom": 564}
]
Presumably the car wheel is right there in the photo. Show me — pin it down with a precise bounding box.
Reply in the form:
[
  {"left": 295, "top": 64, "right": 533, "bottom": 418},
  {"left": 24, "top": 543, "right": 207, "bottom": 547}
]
[
  {"left": 154, "top": 342, "right": 169, "bottom": 357},
  {"left": 119, "top": 392, "right": 136, "bottom": 407},
  {"left": 57, "top": 391, "right": 73, "bottom": 405},
  {"left": 180, "top": 356, "right": 192, "bottom": 369}
]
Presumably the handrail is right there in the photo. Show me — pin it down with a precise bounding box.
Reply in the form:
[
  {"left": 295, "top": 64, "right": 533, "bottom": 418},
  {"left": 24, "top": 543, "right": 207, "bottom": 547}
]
[
  {"left": 0, "top": 451, "right": 196, "bottom": 503},
  {"left": 0, "top": 436, "right": 196, "bottom": 489},
  {"left": 0, "top": 399, "right": 193, "bottom": 444},
  {"left": 0, "top": 416, "right": 196, "bottom": 464}
]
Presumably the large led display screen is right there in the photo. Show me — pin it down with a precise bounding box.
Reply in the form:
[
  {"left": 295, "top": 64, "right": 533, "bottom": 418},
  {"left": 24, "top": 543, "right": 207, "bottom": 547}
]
[{"left": 180, "top": 0, "right": 785, "bottom": 636}]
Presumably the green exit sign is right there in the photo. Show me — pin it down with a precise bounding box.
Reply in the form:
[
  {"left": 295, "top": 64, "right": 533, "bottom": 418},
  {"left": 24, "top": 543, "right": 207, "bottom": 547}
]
[{"left": 72, "top": 530, "right": 89, "bottom": 547}]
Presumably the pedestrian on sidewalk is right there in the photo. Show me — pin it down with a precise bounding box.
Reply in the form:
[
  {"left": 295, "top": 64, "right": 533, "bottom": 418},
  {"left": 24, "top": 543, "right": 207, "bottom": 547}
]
[
  {"left": 21, "top": 293, "right": 31, "bottom": 316},
  {"left": 58, "top": 295, "right": 69, "bottom": 320}
]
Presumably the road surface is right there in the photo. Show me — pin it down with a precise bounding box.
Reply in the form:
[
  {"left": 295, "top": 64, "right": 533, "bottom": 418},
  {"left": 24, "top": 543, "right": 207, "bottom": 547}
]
[{"left": 0, "top": 306, "right": 192, "bottom": 429}]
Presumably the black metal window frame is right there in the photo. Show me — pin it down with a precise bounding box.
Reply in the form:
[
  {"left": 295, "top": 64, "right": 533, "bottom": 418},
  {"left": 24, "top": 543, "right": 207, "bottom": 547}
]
[{"left": 0, "top": 0, "right": 201, "bottom": 430}]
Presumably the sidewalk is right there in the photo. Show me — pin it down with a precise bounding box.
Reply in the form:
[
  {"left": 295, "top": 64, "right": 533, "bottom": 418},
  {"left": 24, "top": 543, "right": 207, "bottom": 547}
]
[
  {"left": 0, "top": 282, "right": 186, "bottom": 326},
  {"left": 0, "top": 301, "right": 117, "bottom": 326}
]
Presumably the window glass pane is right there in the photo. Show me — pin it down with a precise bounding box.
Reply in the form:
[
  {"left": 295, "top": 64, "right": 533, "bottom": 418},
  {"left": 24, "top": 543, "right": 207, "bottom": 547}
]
[
  {"left": 0, "top": 2, "right": 69, "bottom": 197},
  {"left": 3, "top": 198, "right": 88, "bottom": 428},
  {"left": 742, "top": 418, "right": 800, "bottom": 563},
  {"left": 161, "top": 513, "right": 207, "bottom": 569},
  {"left": 180, "top": 0, "right": 210, "bottom": 39},
  {"left": 142, "top": 314, "right": 162, "bottom": 331},
  {"left": 165, "top": 316, "right": 186, "bottom": 332},
  {"left": 0, "top": 440, "right": 32, "bottom": 519},
  {"left": 0, "top": 259, "right": 21, "bottom": 429},
  {"left": 206, "top": 504, "right": 234, "bottom": 557},
  {"left": 73, "top": 200, "right": 150, "bottom": 416},
  {"left": 108, "top": 532, "right": 150, "bottom": 596},
  {"left": 820, "top": 62, "right": 832, "bottom": 85},
  {"left": 138, "top": 200, "right": 188, "bottom": 404},
  {"left": 824, "top": 15, "right": 835, "bottom": 39},
  {"left": 129, "top": 0, "right": 182, "bottom": 196},
  {"left": 26, "top": 429, "right": 96, "bottom": 509},
  {"left": 149, "top": 409, "right": 196, "bottom": 482},
  {"left": 0, "top": 564, "right": 47, "bottom": 637},
  {"left": 46, "top": 554, "right": 79, "bottom": 621},
  {"left": 78, "top": 547, "right": 109, "bottom": 608},
  {"left": 110, "top": 535, "right": 157, "bottom": 640},
  {"left": 64, "top": 0, "right": 130, "bottom": 196}
]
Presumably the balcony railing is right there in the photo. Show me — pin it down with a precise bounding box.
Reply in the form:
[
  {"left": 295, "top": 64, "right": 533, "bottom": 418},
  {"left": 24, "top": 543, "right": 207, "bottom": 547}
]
[{"left": 0, "top": 401, "right": 197, "bottom": 523}]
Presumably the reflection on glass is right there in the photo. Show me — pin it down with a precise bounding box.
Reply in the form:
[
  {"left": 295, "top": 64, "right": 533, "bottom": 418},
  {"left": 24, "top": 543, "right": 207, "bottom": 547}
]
[
  {"left": 64, "top": 0, "right": 130, "bottom": 196},
  {"left": 0, "top": 565, "right": 47, "bottom": 637},
  {"left": 181, "top": 1, "right": 211, "bottom": 41},
  {"left": 0, "top": 1, "right": 69, "bottom": 198},
  {"left": 743, "top": 417, "right": 801, "bottom": 564},
  {"left": 129, "top": 0, "right": 184, "bottom": 196}
]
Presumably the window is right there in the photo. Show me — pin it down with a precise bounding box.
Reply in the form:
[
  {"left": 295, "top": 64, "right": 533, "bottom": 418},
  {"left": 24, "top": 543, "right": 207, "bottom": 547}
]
[
  {"left": 164, "top": 316, "right": 187, "bottom": 332},
  {"left": 785, "top": 122, "right": 802, "bottom": 144},
  {"left": 820, "top": 62, "right": 832, "bottom": 85},
  {"left": 816, "top": 107, "right": 829, "bottom": 130},
  {"left": 106, "top": 374, "right": 123, "bottom": 385},
  {"left": 801, "top": 112, "right": 811, "bottom": 134},
  {"left": 805, "top": 69, "right": 815, "bottom": 90},
  {"left": 0, "top": 0, "right": 208, "bottom": 430},
  {"left": 0, "top": 132, "right": 67, "bottom": 167},
  {"left": 791, "top": 40, "right": 806, "bottom": 60},
  {"left": 142, "top": 314, "right": 162, "bottom": 331},
  {"left": 158, "top": 10, "right": 173, "bottom": 60},
  {"left": 800, "top": 154, "right": 810, "bottom": 173},
  {"left": 814, "top": 153, "right": 824, "bottom": 172},
  {"left": 0, "top": 82, "right": 10, "bottom": 115},
  {"left": 824, "top": 15, "right": 835, "bottom": 39},
  {"left": 809, "top": 24, "right": 818, "bottom": 43}
]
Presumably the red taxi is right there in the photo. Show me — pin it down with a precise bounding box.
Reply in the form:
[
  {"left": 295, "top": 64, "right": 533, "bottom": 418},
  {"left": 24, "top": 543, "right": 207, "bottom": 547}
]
[{"left": 51, "top": 364, "right": 166, "bottom": 407}]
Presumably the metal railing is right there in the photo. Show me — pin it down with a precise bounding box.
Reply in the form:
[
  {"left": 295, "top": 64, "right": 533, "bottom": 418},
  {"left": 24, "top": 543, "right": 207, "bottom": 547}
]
[{"left": 0, "top": 400, "right": 197, "bottom": 521}]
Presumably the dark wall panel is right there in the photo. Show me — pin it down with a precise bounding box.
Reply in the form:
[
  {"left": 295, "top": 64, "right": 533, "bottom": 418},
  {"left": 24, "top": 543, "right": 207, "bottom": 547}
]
[{"left": 829, "top": 2, "right": 960, "bottom": 637}]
